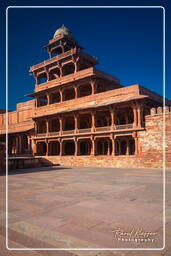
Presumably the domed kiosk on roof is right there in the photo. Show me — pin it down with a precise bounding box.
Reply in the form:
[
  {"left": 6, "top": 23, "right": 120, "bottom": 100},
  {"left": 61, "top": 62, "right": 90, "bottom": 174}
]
[{"left": 53, "top": 24, "right": 73, "bottom": 38}]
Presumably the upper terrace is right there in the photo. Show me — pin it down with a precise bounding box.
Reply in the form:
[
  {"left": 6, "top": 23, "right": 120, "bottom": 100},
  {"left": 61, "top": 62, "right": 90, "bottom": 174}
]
[{"left": 29, "top": 67, "right": 120, "bottom": 94}]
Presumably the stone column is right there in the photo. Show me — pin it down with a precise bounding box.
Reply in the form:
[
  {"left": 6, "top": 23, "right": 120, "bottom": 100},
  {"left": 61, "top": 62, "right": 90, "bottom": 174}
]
[
  {"left": 90, "top": 79, "right": 96, "bottom": 95},
  {"left": 137, "top": 105, "right": 142, "bottom": 128},
  {"left": 16, "top": 136, "right": 19, "bottom": 154},
  {"left": 134, "top": 137, "right": 138, "bottom": 155},
  {"left": 59, "top": 89, "right": 63, "bottom": 102},
  {"left": 107, "top": 139, "right": 110, "bottom": 155},
  {"left": 47, "top": 94, "right": 50, "bottom": 105},
  {"left": 46, "top": 140, "right": 49, "bottom": 156},
  {"left": 75, "top": 138, "right": 78, "bottom": 156},
  {"left": 112, "top": 136, "right": 115, "bottom": 156},
  {"left": 91, "top": 137, "right": 95, "bottom": 156},
  {"left": 74, "top": 86, "right": 78, "bottom": 99},
  {"left": 46, "top": 70, "right": 50, "bottom": 81},
  {"left": 59, "top": 117, "right": 63, "bottom": 136},
  {"left": 32, "top": 140, "right": 36, "bottom": 156},
  {"left": 126, "top": 139, "right": 129, "bottom": 155},
  {"left": 46, "top": 119, "right": 49, "bottom": 136},
  {"left": 91, "top": 111, "right": 95, "bottom": 132},
  {"left": 60, "top": 140, "right": 63, "bottom": 156},
  {"left": 132, "top": 104, "right": 137, "bottom": 128},
  {"left": 110, "top": 107, "right": 115, "bottom": 130},
  {"left": 74, "top": 113, "right": 78, "bottom": 134}
]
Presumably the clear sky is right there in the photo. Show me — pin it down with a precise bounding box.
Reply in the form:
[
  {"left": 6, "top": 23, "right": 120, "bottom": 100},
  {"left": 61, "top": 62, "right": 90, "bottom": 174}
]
[{"left": 1, "top": 0, "right": 170, "bottom": 110}]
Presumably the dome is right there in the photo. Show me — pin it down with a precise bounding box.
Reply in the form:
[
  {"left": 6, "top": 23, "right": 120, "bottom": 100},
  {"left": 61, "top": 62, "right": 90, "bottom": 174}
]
[{"left": 53, "top": 24, "right": 72, "bottom": 38}]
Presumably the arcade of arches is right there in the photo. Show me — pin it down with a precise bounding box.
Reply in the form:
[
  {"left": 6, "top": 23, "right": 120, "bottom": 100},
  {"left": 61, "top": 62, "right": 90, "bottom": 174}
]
[{"left": 35, "top": 136, "right": 136, "bottom": 156}]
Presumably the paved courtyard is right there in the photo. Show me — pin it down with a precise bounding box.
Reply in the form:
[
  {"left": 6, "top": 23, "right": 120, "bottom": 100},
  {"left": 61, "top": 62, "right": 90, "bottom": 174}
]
[{"left": 0, "top": 166, "right": 171, "bottom": 256}]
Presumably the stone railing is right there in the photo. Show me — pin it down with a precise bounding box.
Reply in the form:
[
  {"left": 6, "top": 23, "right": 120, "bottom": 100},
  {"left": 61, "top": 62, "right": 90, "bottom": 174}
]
[
  {"left": 115, "top": 124, "right": 133, "bottom": 130},
  {"left": 95, "top": 126, "right": 111, "bottom": 132},
  {"left": 48, "top": 131, "right": 60, "bottom": 136},
  {"left": 78, "top": 128, "right": 92, "bottom": 133},
  {"left": 35, "top": 123, "right": 135, "bottom": 138},
  {"left": 36, "top": 133, "right": 47, "bottom": 137},
  {"left": 29, "top": 49, "right": 76, "bottom": 72}
]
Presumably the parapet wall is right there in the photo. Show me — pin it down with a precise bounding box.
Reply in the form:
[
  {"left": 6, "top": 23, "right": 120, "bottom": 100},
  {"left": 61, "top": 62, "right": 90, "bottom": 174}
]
[
  {"left": 138, "top": 106, "right": 171, "bottom": 168},
  {"left": 0, "top": 100, "right": 35, "bottom": 134}
]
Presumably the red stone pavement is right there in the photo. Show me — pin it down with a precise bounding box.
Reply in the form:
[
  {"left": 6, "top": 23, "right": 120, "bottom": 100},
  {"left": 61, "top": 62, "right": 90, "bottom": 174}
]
[{"left": 0, "top": 166, "right": 171, "bottom": 256}]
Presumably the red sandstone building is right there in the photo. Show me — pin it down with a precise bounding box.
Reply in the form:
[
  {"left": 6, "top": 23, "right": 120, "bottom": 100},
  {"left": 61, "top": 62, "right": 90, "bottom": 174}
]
[{"left": 0, "top": 25, "right": 171, "bottom": 168}]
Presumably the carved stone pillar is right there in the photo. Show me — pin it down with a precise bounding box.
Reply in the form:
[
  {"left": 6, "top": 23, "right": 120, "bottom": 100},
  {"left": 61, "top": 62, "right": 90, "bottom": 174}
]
[
  {"left": 91, "top": 137, "right": 95, "bottom": 156},
  {"left": 74, "top": 138, "right": 78, "bottom": 156},
  {"left": 59, "top": 89, "right": 63, "bottom": 102},
  {"left": 132, "top": 103, "right": 137, "bottom": 128},
  {"left": 60, "top": 139, "right": 63, "bottom": 156},
  {"left": 112, "top": 135, "right": 115, "bottom": 156},
  {"left": 90, "top": 78, "right": 97, "bottom": 95},
  {"left": 137, "top": 105, "right": 142, "bottom": 128},
  {"left": 91, "top": 111, "right": 95, "bottom": 132},
  {"left": 126, "top": 139, "right": 129, "bottom": 155},
  {"left": 59, "top": 117, "right": 63, "bottom": 136},
  {"left": 107, "top": 139, "right": 110, "bottom": 155},
  {"left": 110, "top": 107, "right": 115, "bottom": 129},
  {"left": 46, "top": 140, "right": 49, "bottom": 156},
  {"left": 47, "top": 94, "right": 50, "bottom": 105},
  {"left": 74, "top": 86, "right": 78, "bottom": 99},
  {"left": 46, "top": 119, "right": 49, "bottom": 135},
  {"left": 74, "top": 113, "right": 78, "bottom": 134},
  {"left": 134, "top": 137, "right": 138, "bottom": 155}
]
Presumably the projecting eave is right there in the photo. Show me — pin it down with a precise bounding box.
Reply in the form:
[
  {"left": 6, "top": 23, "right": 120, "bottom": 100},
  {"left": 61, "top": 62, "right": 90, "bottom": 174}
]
[
  {"left": 32, "top": 95, "right": 148, "bottom": 119},
  {"left": 138, "top": 85, "right": 171, "bottom": 106}
]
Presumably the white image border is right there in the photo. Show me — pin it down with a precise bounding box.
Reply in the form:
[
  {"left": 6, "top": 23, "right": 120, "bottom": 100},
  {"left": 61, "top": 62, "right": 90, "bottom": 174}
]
[{"left": 6, "top": 5, "right": 166, "bottom": 251}]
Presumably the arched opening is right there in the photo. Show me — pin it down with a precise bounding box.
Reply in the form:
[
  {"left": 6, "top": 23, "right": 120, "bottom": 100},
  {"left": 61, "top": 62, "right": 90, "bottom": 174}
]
[
  {"left": 37, "top": 73, "right": 47, "bottom": 85},
  {"left": 64, "top": 45, "right": 70, "bottom": 52},
  {"left": 79, "top": 113, "right": 92, "bottom": 129},
  {"left": 64, "top": 116, "right": 75, "bottom": 131},
  {"left": 115, "top": 136, "right": 135, "bottom": 155},
  {"left": 37, "top": 95, "right": 48, "bottom": 107},
  {"left": 49, "top": 119, "right": 60, "bottom": 133},
  {"left": 62, "top": 63, "right": 75, "bottom": 76},
  {"left": 37, "top": 120, "right": 46, "bottom": 134},
  {"left": 51, "top": 47, "right": 63, "bottom": 57},
  {"left": 64, "top": 140, "right": 75, "bottom": 155},
  {"left": 78, "top": 84, "right": 92, "bottom": 98},
  {"left": 96, "top": 110, "right": 111, "bottom": 127},
  {"left": 78, "top": 62, "right": 89, "bottom": 71},
  {"left": 63, "top": 87, "right": 75, "bottom": 101},
  {"left": 50, "top": 92, "right": 61, "bottom": 104},
  {"left": 96, "top": 83, "right": 106, "bottom": 93},
  {"left": 129, "top": 138, "right": 135, "bottom": 155},
  {"left": 49, "top": 68, "right": 60, "bottom": 80},
  {"left": 120, "top": 140, "right": 127, "bottom": 155},
  {"left": 9, "top": 135, "right": 17, "bottom": 155},
  {"left": 79, "top": 139, "right": 92, "bottom": 155},
  {"left": 36, "top": 142, "right": 47, "bottom": 156},
  {"left": 116, "top": 107, "right": 134, "bottom": 125},
  {"left": 21, "top": 134, "right": 28, "bottom": 153},
  {"left": 49, "top": 141, "right": 60, "bottom": 155},
  {"left": 96, "top": 138, "right": 111, "bottom": 155}
]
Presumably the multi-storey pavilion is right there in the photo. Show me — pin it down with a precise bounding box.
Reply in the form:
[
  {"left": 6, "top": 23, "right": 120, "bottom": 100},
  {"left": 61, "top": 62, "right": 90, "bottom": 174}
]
[
  {"left": 0, "top": 25, "right": 171, "bottom": 168},
  {"left": 27, "top": 25, "right": 166, "bottom": 157}
]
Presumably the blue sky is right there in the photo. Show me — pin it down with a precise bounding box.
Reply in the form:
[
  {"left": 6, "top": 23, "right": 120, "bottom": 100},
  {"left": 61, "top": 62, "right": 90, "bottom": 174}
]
[{"left": 1, "top": 0, "right": 170, "bottom": 110}]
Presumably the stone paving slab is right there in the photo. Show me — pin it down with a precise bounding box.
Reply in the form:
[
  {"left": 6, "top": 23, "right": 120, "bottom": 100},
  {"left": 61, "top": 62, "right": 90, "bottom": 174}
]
[{"left": 0, "top": 166, "right": 171, "bottom": 255}]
